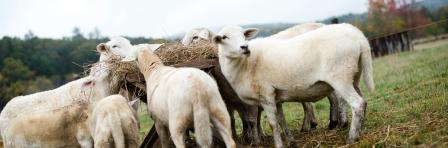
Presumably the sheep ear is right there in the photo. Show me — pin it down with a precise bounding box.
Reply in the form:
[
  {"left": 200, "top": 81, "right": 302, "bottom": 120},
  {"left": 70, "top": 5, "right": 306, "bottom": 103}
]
[
  {"left": 182, "top": 33, "right": 192, "bottom": 46},
  {"left": 82, "top": 80, "right": 94, "bottom": 88},
  {"left": 208, "top": 31, "right": 215, "bottom": 41},
  {"left": 244, "top": 28, "right": 259, "bottom": 39},
  {"left": 147, "top": 44, "right": 163, "bottom": 52},
  {"left": 213, "top": 35, "right": 223, "bottom": 44},
  {"left": 96, "top": 43, "right": 108, "bottom": 53}
]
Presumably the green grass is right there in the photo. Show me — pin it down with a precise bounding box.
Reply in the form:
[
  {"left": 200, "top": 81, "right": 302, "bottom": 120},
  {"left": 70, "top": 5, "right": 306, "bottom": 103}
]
[
  {"left": 288, "top": 44, "right": 448, "bottom": 147},
  {"left": 137, "top": 104, "right": 153, "bottom": 142},
  {"left": 138, "top": 43, "right": 448, "bottom": 147}
]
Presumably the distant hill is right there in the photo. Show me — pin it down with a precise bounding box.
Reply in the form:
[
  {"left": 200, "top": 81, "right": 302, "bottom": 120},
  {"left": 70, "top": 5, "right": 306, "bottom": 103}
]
[
  {"left": 242, "top": 23, "right": 297, "bottom": 37},
  {"left": 242, "top": 0, "right": 448, "bottom": 37},
  {"left": 418, "top": 0, "right": 448, "bottom": 12},
  {"left": 170, "top": 0, "right": 448, "bottom": 39},
  {"left": 319, "top": 13, "right": 367, "bottom": 24}
]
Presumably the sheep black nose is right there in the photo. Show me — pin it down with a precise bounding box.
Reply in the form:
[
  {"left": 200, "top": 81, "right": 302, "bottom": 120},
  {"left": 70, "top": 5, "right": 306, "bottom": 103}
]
[
  {"left": 243, "top": 50, "right": 250, "bottom": 55},
  {"left": 241, "top": 45, "right": 250, "bottom": 55}
]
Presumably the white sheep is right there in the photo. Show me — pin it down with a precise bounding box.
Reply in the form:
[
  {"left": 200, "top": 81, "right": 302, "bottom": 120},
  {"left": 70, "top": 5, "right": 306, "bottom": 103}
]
[
  {"left": 269, "top": 23, "right": 325, "bottom": 39},
  {"left": 180, "top": 24, "right": 339, "bottom": 143},
  {"left": 212, "top": 23, "right": 374, "bottom": 147},
  {"left": 98, "top": 36, "right": 135, "bottom": 61},
  {"left": 268, "top": 23, "right": 350, "bottom": 141},
  {"left": 97, "top": 38, "right": 236, "bottom": 148},
  {"left": 0, "top": 45, "right": 127, "bottom": 148},
  {"left": 182, "top": 28, "right": 214, "bottom": 46},
  {"left": 90, "top": 95, "right": 140, "bottom": 148},
  {"left": 0, "top": 75, "right": 121, "bottom": 147}
]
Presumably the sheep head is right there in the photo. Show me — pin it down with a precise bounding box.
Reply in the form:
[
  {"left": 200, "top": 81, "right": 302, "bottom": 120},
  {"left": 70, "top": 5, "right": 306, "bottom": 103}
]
[
  {"left": 182, "top": 28, "right": 214, "bottom": 46},
  {"left": 96, "top": 36, "right": 162, "bottom": 61},
  {"left": 213, "top": 26, "right": 258, "bottom": 58}
]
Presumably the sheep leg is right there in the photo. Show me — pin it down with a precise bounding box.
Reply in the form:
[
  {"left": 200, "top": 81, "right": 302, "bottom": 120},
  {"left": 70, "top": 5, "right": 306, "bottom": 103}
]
[
  {"left": 353, "top": 68, "right": 363, "bottom": 97},
  {"left": 154, "top": 121, "right": 171, "bottom": 148},
  {"left": 257, "top": 107, "right": 264, "bottom": 138},
  {"left": 237, "top": 108, "right": 250, "bottom": 143},
  {"left": 337, "top": 96, "right": 349, "bottom": 128},
  {"left": 261, "top": 101, "right": 284, "bottom": 148},
  {"left": 344, "top": 69, "right": 363, "bottom": 129},
  {"left": 328, "top": 93, "right": 349, "bottom": 129},
  {"left": 310, "top": 104, "right": 318, "bottom": 129},
  {"left": 169, "top": 119, "right": 187, "bottom": 148},
  {"left": 300, "top": 102, "right": 317, "bottom": 132},
  {"left": 76, "top": 125, "right": 93, "bottom": 148},
  {"left": 276, "top": 103, "right": 294, "bottom": 144},
  {"left": 239, "top": 104, "right": 262, "bottom": 145},
  {"left": 77, "top": 137, "right": 93, "bottom": 148},
  {"left": 301, "top": 103, "right": 312, "bottom": 132},
  {"left": 210, "top": 105, "right": 237, "bottom": 148},
  {"left": 331, "top": 82, "right": 367, "bottom": 144},
  {"left": 328, "top": 93, "right": 339, "bottom": 129},
  {"left": 93, "top": 127, "right": 111, "bottom": 148},
  {"left": 78, "top": 138, "right": 93, "bottom": 148},
  {"left": 228, "top": 108, "right": 237, "bottom": 138}
]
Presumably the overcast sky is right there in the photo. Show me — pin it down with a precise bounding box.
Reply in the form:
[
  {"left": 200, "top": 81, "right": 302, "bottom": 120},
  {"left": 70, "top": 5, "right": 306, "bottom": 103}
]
[{"left": 0, "top": 0, "right": 368, "bottom": 38}]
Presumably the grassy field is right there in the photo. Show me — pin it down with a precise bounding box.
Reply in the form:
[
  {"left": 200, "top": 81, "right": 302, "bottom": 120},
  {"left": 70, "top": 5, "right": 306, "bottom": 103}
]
[{"left": 138, "top": 41, "right": 448, "bottom": 147}]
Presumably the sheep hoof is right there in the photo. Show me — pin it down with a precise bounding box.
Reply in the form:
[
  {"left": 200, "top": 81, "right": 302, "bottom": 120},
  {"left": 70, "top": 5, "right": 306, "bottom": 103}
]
[
  {"left": 311, "top": 122, "right": 318, "bottom": 129},
  {"left": 338, "top": 121, "right": 349, "bottom": 129},
  {"left": 346, "top": 136, "right": 359, "bottom": 144},
  {"left": 328, "top": 120, "right": 338, "bottom": 129}
]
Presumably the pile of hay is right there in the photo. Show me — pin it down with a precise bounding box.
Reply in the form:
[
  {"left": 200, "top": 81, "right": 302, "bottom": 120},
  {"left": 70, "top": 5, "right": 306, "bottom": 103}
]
[
  {"left": 84, "top": 55, "right": 145, "bottom": 95},
  {"left": 155, "top": 40, "right": 217, "bottom": 65},
  {"left": 86, "top": 41, "right": 218, "bottom": 95}
]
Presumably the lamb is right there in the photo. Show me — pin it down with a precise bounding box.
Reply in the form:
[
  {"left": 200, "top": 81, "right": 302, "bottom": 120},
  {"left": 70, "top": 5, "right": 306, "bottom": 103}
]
[
  {"left": 212, "top": 23, "right": 374, "bottom": 147},
  {"left": 0, "top": 74, "right": 122, "bottom": 147},
  {"left": 183, "top": 28, "right": 264, "bottom": 144},
  {"left": 182, "top": 28, "right": 214, "bottom": 46},
  {"left": 96, "top": 39, "right": 236, "bottom": 148},
  {"left": 90, "top": 95, "right": 140, "bottom": 148},
  {"left": 0, "top": 44, "right": 127, "bottom": 147}
]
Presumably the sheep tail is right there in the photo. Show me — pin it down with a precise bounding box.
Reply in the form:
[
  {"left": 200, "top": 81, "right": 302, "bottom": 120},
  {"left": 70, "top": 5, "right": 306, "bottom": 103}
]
[
  {"left": 109, "top": 115, "right": 125, "bottom": 148},
  {"left": 360, "top": 39, "right": 375, "bottom": 92},
  {"left": 193, "top": 87, "right": 212, "bottom": 147}
]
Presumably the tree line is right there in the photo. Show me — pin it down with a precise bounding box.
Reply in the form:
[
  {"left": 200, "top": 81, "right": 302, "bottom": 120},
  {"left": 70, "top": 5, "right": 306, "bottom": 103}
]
[{"left": 0, "top": 28, "right": 172, "bottom": 110}]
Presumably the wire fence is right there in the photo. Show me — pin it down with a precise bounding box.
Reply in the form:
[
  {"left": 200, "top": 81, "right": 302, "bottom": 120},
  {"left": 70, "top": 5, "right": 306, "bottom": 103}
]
[{"left": 368, "top": 18, "right": 448, "bottom": 57}]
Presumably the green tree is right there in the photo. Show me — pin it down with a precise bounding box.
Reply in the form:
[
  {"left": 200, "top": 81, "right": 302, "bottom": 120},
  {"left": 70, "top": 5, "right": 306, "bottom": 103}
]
[
  {"left": 24, "top": 30, "right": 36, "bottom": 40},
  {"left": 1, "top": 57, "right": 35, "bottom": 82}
]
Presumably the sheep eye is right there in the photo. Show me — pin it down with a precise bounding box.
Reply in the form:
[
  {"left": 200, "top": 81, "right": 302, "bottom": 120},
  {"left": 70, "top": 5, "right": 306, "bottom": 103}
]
[
  {"left": 222, "top": 35, "right": 228, "bottom": 39},
  {"left": 192, "top": 36, "right": 199, "bottom": 40},
  {"left": 112, "top": 45, "right": 118, "bottom": 48}
]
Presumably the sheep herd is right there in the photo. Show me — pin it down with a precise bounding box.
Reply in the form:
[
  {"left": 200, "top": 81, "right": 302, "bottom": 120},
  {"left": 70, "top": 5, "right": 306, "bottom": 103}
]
[{"left": 0, "top": 23, "right": 374, "bottom": 148}]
